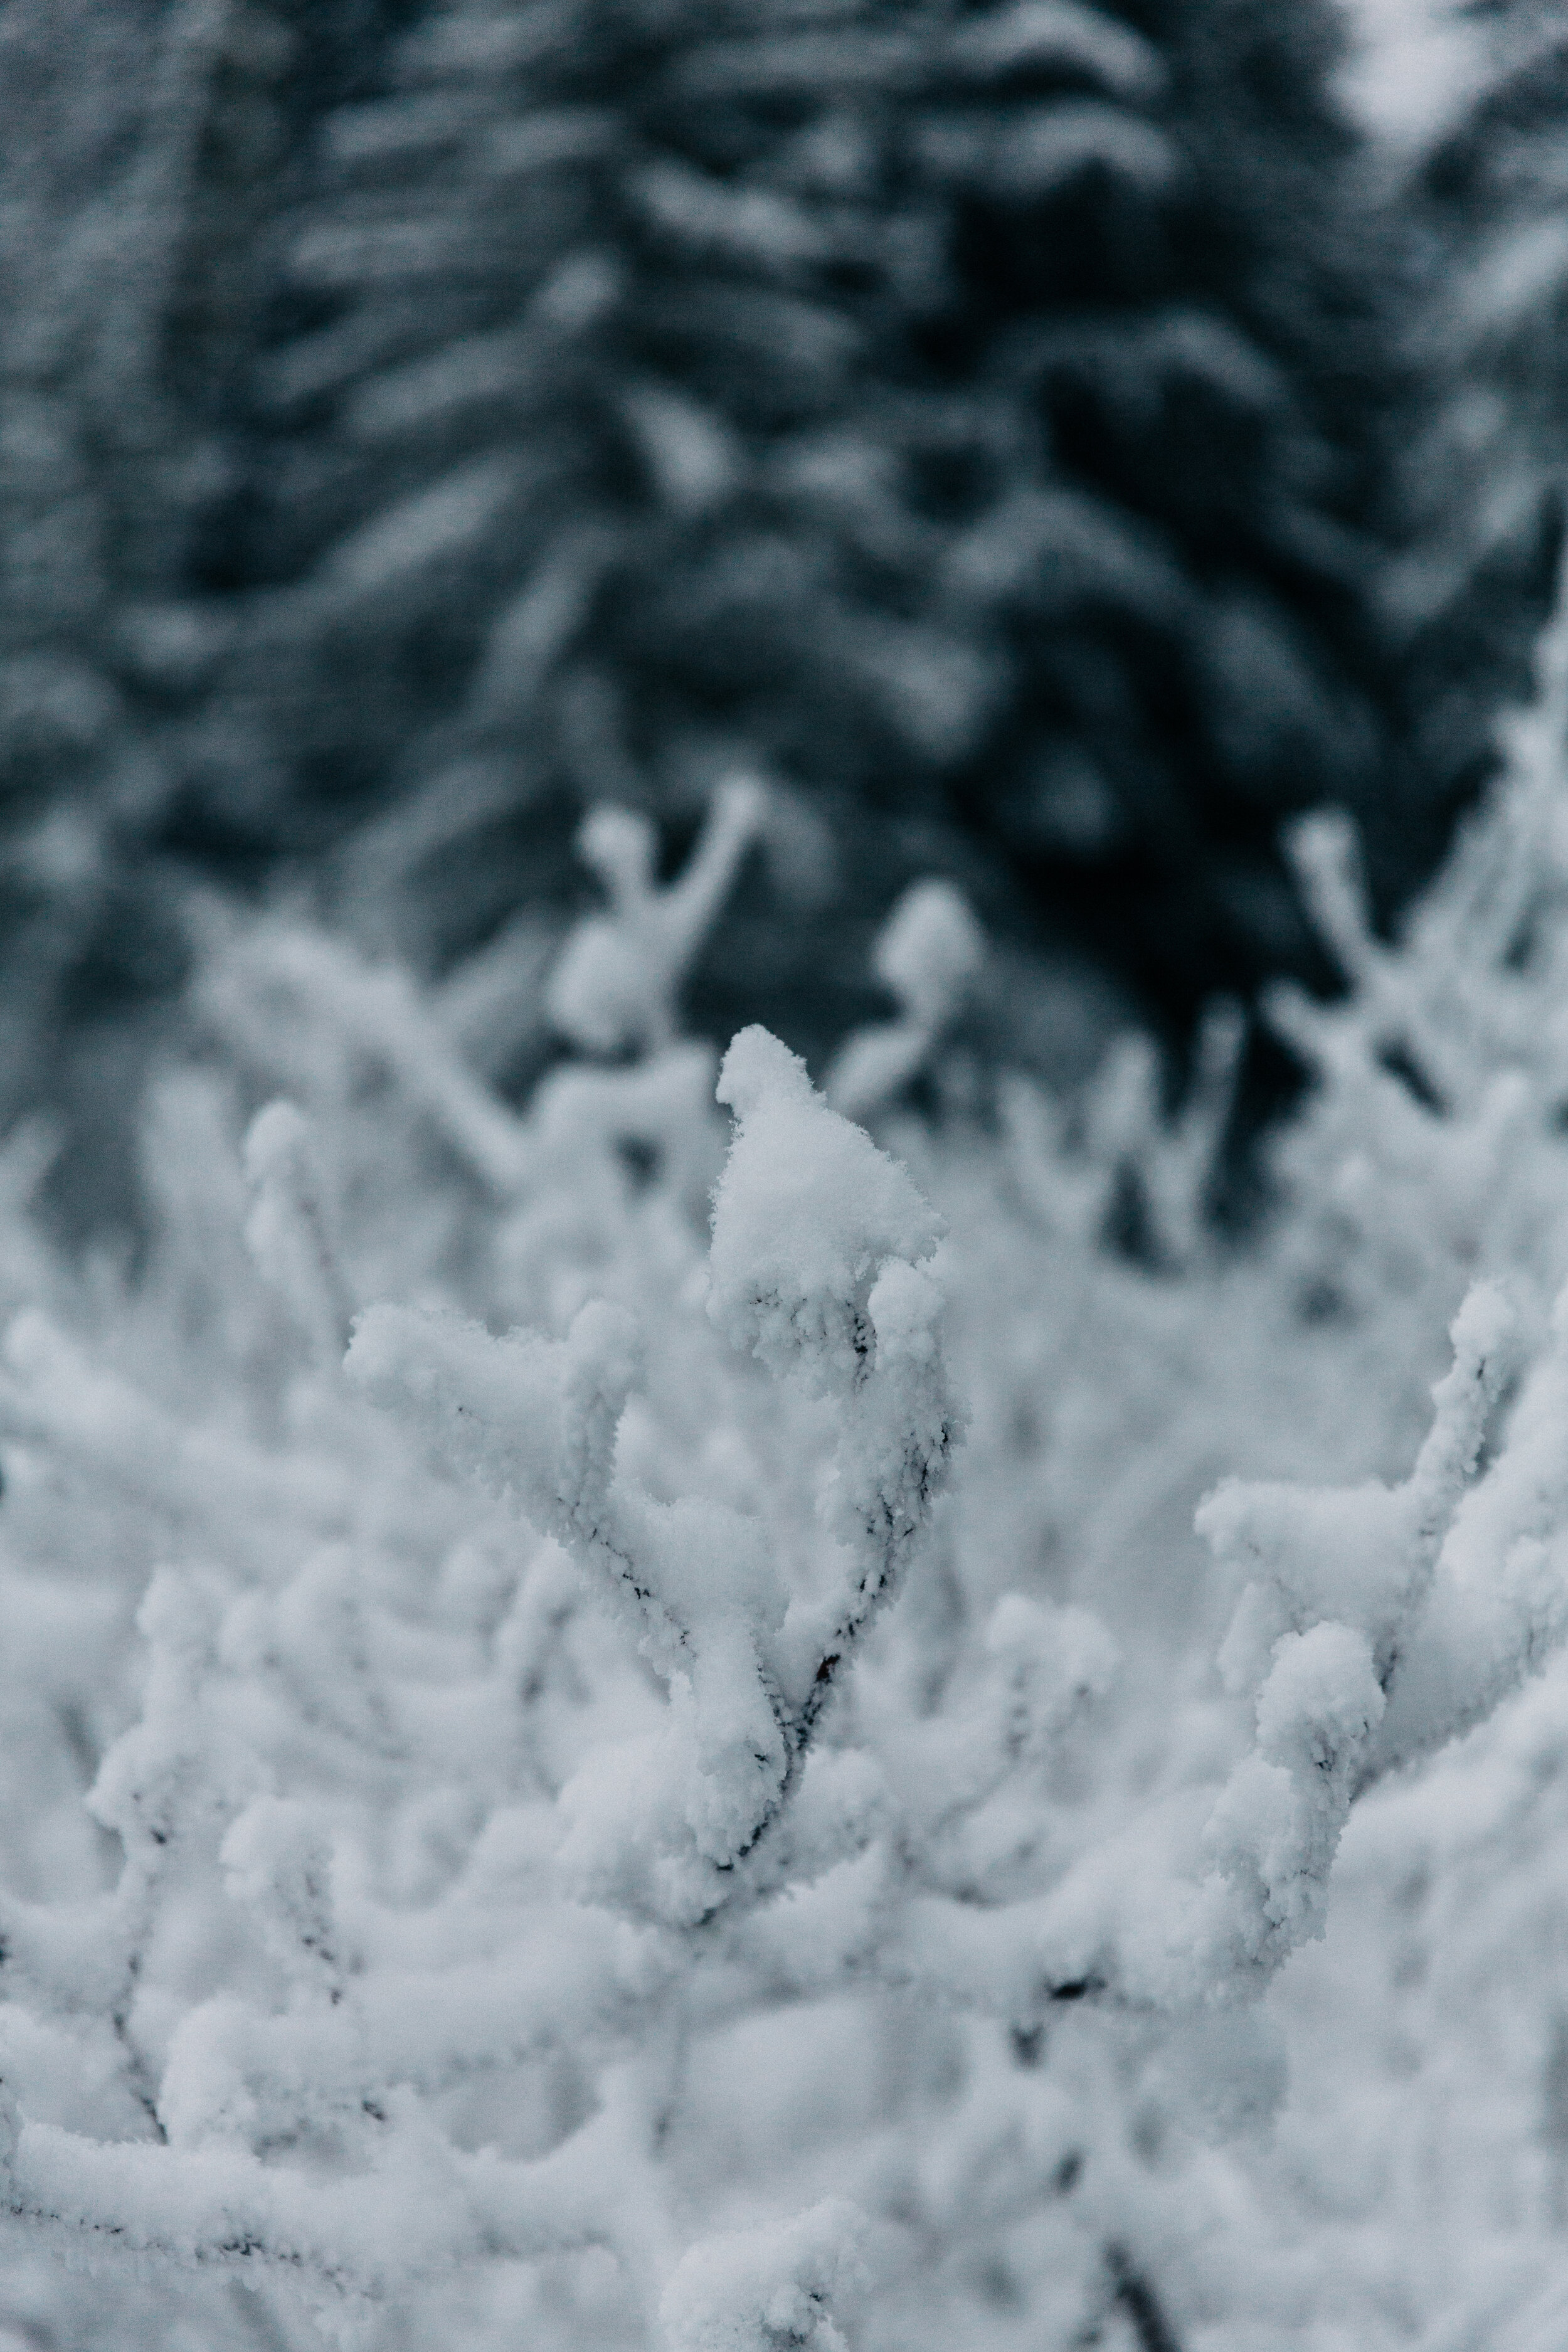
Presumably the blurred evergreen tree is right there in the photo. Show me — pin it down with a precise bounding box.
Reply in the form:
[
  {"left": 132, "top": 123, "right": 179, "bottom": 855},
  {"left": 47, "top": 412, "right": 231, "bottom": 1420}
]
[
  {"left": 147, "top": 0, "right": 1404, "bottom": 1074},
  {"left": 2, "top": 0, "right": 1417, "bottom": 1130},
  {"left": 1385, "top": 1, "right": 1568, "bottom": 896},
  {"left": 0, "top": 0, "right": 384, "bottom": 1185}
]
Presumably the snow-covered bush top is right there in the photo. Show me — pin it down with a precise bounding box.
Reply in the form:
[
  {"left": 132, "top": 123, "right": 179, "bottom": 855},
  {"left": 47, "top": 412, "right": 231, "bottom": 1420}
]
[{"left": 5, "top": 610, "right": 1568, "bottom": 2350}]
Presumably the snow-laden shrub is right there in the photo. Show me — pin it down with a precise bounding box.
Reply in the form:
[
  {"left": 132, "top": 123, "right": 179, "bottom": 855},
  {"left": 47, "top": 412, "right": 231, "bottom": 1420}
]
[{"left": 6, "top": 615, "right": 1568, "bottom": 2350}]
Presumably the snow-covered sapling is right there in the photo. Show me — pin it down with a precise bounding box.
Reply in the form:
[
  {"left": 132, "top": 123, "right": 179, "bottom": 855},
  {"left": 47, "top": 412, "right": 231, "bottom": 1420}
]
[{"left": 351, "top": 1025, "right": 960, "bottom": 1919}]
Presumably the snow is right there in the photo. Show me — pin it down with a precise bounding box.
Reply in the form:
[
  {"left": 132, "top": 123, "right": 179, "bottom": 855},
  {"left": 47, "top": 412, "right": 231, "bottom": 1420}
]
[
  {"left": 3, "top": 601, "right": 1568, "bottom": 2346},
  {"left": 1337, "top": 0, "right": 1482, "bottom": 148}
]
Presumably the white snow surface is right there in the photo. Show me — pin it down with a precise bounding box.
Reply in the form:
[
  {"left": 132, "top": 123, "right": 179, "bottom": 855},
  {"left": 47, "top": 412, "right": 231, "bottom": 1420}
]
[{"left": 3, "top": 608, "right": 1568, "bottom": 2348}]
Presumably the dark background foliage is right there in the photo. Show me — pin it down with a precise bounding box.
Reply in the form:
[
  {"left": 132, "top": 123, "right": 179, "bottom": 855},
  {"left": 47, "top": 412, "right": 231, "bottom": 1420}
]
[
  {"left": 1384, "top": 0, "right": 1568, "bottom": 869},
  {"left": 0, "top": 0, "right": 1559, "bottom": 1162}
]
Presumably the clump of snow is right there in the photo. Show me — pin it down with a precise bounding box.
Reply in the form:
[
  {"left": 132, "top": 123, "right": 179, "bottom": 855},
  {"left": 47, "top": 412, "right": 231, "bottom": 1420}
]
[
  {"left": 547, "top": 777, "right": 766, "bottom": 1056},
  {"left": 660, "top": 2201, "right": 868, "bottom": 2352},
  {"left": 710, "top": 1025, "right": 946, "bottom": 1385},
  {"left": 826, "top": 881, "right": 983, "bottom": 1118}
]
